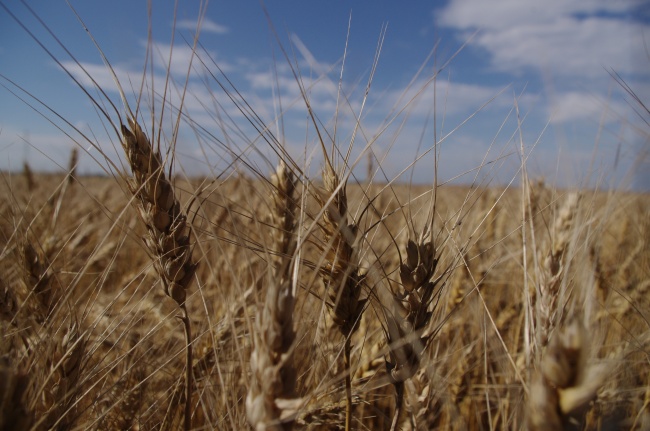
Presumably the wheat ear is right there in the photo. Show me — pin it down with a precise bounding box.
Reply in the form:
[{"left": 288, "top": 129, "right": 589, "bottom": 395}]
[
  {"left": 46, "top": 321, "right": 85, "bottom": 430},
  {"left": 385, "top": 237, "right": 442, "bottom": 431},
  {"left": 318, "top": 165, "right": 366, "bottom": 431},
  {"left": 20, "top": 242, "right": 55, "bottom": 321},
  {"left": 528, "top": 318, "right": 607, "bottom": 429},
  {"left": 537, "top": 192, "right": 579, "bottom": 347},
  {"left": 120, "top": 117, "right": 197, "bottom": 430},
  {"left": 247, "top": 162, "right": 299, "bottom": 430},
  {"left": 22, "top": 161, "right": 35, "bottom": 192},
  {"left": 67, "top": 147, "right": 78, "bottom": 185}
]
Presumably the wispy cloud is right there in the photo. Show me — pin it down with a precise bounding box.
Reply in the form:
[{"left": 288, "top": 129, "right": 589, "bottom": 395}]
[
  {"left": 546, "top": 90, "right": 628, "bottom": 124},
  {"left": 177, "top": 18, "right": 229, "bottom": 35}
]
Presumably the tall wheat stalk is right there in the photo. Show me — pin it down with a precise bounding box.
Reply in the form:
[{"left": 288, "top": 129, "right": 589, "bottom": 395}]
[
  {"left": 247, "top": 162, "right": 299, "bottom": 430},
  {"left": 317, "top": 163, "right": 367, "bottom": 431},
  {"left": 385, "top": 235, "right": 444, "bottom": 430},
  {"left": 121, "top": 118, "right": 198, "bottom": 430}
]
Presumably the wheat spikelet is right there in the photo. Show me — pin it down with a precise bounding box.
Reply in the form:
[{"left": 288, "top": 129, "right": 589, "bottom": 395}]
[
  {"left": 445, "top": 251, "right": 470, "bottom": 316},
  {"left": 527, "top": 178, "right": 546, "bottom": 222},
  {"left": 96, "top": 348, "right": 147, "bottom": 431},
  {"left": 0, "top": 280, "right": 18, "bottom": 323},
  {"left": 247, "top": 162, "right": 299, "bottom": 431},
  {"left": 384, "top": 236, "right": 447, "bottom": 431},
  {"left": 386, "top": 238, "right": 440, "bottom": 384},
  {"left": 67, "top": 147, "right": 78, "bottom": 185}
]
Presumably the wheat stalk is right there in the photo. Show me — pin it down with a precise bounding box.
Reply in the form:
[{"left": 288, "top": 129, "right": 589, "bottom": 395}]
[
  {"left": 247, "top": 162, "right": 299, "bottom": 430},
  {"left": 385, "top": 236, "right": 443, "bottom": 430},
  {"left": 316, "top": 164, "right": 367, "bottom": 431},
  {"left": 120, "top": 117, "right": 197, "bottom": 430}
]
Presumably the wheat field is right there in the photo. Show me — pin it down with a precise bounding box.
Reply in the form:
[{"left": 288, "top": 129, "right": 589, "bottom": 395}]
[{"left": 1, "top": 3, "right": 649, "bottom": 431}]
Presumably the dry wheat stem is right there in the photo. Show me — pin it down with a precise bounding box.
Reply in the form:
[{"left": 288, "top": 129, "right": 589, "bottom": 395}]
[
  {"left": 120, "top": 117, "right": 197, "bottom": 430},
  {"left": 317, "top": 165, "right": 366, "bottom": 431},
  {"left": 247, "top": 162, "right": 299, "bottom": 431},
  {"left": 385, "top": 237, "right": 441, "bottom": 431}
]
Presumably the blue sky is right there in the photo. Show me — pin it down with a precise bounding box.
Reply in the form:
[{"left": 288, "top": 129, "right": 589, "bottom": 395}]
[{"left": 1, "top": 0, "right": 648, "bottom": 190}]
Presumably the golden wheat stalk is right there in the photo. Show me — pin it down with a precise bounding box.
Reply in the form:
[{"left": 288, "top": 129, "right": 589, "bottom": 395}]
[
  {"left": 247, "top": 162, "right": 299, "bottom": 430},
  {"left": 385, "top": 237, "right": 442, "bottom": 430},
  {"left": 120, "top": 117, "right": 197, "bottom": 430},
  {"left": 317, "top": 165, "right": 366, "bottom": 431}
]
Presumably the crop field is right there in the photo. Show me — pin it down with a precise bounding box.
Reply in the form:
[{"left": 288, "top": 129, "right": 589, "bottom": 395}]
[
  {"left": 1, "top": 2, "right": 649, "bottom": 431},
  {"left": 2, "top": 167, "right": 649, "bottom": 430}
]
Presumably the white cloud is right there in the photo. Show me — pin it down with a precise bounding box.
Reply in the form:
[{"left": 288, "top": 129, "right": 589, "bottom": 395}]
[
  {"left": 549, "top": 91, "right": 605, "bottom": 124},
  {"left": 177, "top": 18, "right": 229, "bottom": 35},
  {"left": 0, "top": 124, "right": 122, "bottom": 174},
  {"left": 437, "top": 0, "right": 634, "bottom": 30},
  {"left": 60, "top": 61, "right": 130, "bottom": 95},
  {"left": 437, "top": 0, "right": 648, "bottom": 78},
  {"left": 374, "top": 76, "right": 536, "bottom": 123},
  {"left": 149, "top": 41, "right": 230, "bottom": 77}
]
